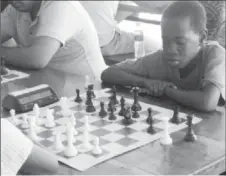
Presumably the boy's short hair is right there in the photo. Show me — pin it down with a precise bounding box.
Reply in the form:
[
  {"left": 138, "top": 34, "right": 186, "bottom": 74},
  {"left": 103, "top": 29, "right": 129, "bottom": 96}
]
[{"left": 162, "top": 1, "right": 207, "bottom": 34}]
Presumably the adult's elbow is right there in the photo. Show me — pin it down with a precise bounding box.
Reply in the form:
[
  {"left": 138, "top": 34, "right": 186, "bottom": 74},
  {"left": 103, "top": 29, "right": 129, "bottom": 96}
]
[
  {"left": 101, "top": 67, "right": 115, "bottom": 83},
  {"left": 200, "top": 98, "right": 218, "bottom": 112},
  {"left": 30, "top": 56, "right": 49, "bottom": 69}
]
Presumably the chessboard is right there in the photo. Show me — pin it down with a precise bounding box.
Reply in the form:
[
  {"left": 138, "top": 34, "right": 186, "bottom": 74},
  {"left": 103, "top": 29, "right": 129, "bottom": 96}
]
[
  {"left": 1, "top": 68, "right": 29, "bottom": 84},
  {"left": 6, "top": 88, "right": 202, "bottom": 171}
]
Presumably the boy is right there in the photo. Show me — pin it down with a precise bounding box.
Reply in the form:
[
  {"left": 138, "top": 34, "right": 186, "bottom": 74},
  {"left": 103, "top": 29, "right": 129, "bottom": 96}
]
[
  {"left": 101, "top": 1, "right": 225, "bottom": 112},
  {"left": 1, "top": 1, "right": 107, "bottom": 80}
]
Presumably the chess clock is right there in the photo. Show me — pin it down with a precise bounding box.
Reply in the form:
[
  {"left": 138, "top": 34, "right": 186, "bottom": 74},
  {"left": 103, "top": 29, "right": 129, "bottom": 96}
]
[{"left": 2, "top": 84, "right": 59, "bottom": 113}]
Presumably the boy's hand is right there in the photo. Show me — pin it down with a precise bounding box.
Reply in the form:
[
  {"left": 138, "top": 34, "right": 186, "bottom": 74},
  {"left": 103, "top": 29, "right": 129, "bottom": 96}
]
[{"left": 144, "top": 79, "right": 176, "bottom": 97}]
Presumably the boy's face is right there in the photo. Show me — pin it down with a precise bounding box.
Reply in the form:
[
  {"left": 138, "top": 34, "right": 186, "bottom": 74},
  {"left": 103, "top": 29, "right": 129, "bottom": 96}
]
[
  {"left": 161, "top": 17, "right": 202, "bottom": 68},
  {"left": 10, "top": 0, "right": 35, "bottom": 12}
]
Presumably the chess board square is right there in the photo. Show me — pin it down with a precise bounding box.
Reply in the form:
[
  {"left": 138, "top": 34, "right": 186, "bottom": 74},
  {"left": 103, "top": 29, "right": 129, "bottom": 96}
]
[
  {"left": 62, "top": 139, "right": 82, "bottom": 147},
  {"left": 129, "top": 122, "right": 149, "bottom": 131},
  {"left": 101, "top": 133, "right": 124, "bottom": 142},
  {"left": 153, "top": 121, "right": 175, "bottom": 129},
  {"left": 102, "top": 123, "right": 124, "bottom": 132},
  {"left": 50, "top": 125, "right": 66, "bottom": 133},
  {"left": 74, "top": 120, "right": 84, "bottom": 128},
  {"left": 115, "top": 127, "right": 137, "bottom": 136},
  {"left": 139, "top": 109, "right": 160, "bottom": 117},
  {"left": 55, "top": 118, "right": 70, "bottom": 126},
  {"left": 50, "top": 105, "right": 61, "bottom": 112},
  {"left": 70, "top": 104, "right": 84, "bottom": 112},
  {"left": 91, "top": 119, "right": 111, "bottom": 127},
  {"left": 102, "top": 142, "right": 125, "bottom": 153},
  {"left": 2, "top": 73, "right": 18, "bottom": 79},
  {"left": 116, "top": 137, "right": 139, "bottom": 147},
  {"left": 140, "top": 118, "right": 162, "bottom": 125},
  {"left": 39, "top": 139, "right": 53, "bottom": 148},
  {"left": 141, "top": 126, "right": 163, "bottom": 134},
  {"left": 117, "top": 119, "right": 136, "bottom": 126},
  {"left": 91, "top": 138, "right": 111, "bottom": 146},
  {"left": 95, "top": 96, "right": 109, "bottom": 102},
  {"left": 23, "top": 125, "right": 46, "bottom": 134},
  {"left": 87, "top": 148, "right": 108, "bottom": 158},
  {"left": 38, "top": 129, "right": 54, "bottom": 138},
  {"left": 169, "top": 117, "right": 186, "bottom": 125},
  {"left": 90, "top": 128, "right": 111, "bottom": 137},
  {"left": 40, "top": 122, "right": 60, "bottom": 129},
  {"left": 74, "top": 112, "right": 86, "bottom": 119},
  {"left": 129, "top": 131, "right": 155, "bottom": 141}
]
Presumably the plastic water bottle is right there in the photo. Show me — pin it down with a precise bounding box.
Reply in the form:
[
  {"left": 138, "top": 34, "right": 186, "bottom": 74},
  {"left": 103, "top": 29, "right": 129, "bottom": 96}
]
[{"left": 134, "top": 22, "right": 145, "bottom": 59}]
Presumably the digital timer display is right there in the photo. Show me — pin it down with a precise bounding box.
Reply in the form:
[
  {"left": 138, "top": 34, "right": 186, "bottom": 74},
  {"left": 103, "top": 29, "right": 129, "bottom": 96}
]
[{"left": 18, "top": 90, "right": 52, "bottom": 104}]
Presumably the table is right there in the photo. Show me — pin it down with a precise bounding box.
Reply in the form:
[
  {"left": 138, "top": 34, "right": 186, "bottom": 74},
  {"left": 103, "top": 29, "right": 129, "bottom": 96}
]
[{"left": 1, "top": 67, "right": 225, "bottom": 175}]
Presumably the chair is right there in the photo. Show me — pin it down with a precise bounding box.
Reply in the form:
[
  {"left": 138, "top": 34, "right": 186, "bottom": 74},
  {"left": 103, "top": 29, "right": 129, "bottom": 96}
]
[{"left": 199, "top": 1, "right": 225, "bottom": 48}]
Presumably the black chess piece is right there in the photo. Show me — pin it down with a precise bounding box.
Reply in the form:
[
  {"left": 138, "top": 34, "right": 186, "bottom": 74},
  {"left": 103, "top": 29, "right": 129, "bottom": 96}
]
[
  {"left": 108, "top": 103, "right": 116, "bottom": 120},
  {"left": 88, "top": 84, "right": 96, "bottom": 98},
  {"left": 108, "top": 96, "right": 116, "bottom": 112},
  {"left": 184, "top": 114, "right": 197, "bottom": 142},
  {"left": 118, "top": 96, "right": 126, "bottom": 116},
  {"left": 86, "top": 89, "right": 96, "bottom": 112},
  {"left": 123, "top": 106, "right": 133, "bottom": 125},
  {"left": 111, "top": 85, "right": 119, "bottom": 105},
  {"left": 74, "top": 89, "right": 82, "bottom": 103},
  {"left": 132, "top": 108, "right": 140, "bottom": 118},
  {"left": 85, "top": 89, "right": 92, "bottom": 105},
  {"left": 131, "top": 87, "right": 142, "bottom": 112},
  {"left": 147, "top": 122, "right": 156, "bottom": 134},
  {"left": 146, "top": 108, "right": 152, "bottom": 124},
  {"left": 0, "top": 56, "right": 8, "bottom": 75},
  {"left": 170, "top": 105, "right": 181, "bottom": 124},
  {"left": 99, "top": 101, "right": 107, "bottom": 118}
]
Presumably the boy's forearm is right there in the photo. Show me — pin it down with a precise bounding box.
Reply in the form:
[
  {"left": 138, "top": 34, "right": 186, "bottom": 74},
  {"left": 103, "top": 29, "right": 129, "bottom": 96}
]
[
  {"left": 165, "top": 87, "right": 216, "bottom": 112},
  {"left": 101, "top": 67, "right": 146, "bottom": 87}
]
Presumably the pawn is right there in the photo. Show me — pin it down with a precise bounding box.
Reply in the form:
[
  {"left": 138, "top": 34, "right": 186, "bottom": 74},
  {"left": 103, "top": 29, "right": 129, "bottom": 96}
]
[
  {"left": 111, "top": 85, "right": 119, "bottom": 105},
  {"left": 118, "top": 96, "right": 126, "bottom": 116},
  {"left": 45, "top": 109, "right": 56, "bottom": 128},
  {"left": 10, "top": 109, "right": 19, "bottom": 125},
  {"left": 21, "top": 115, "right": 29, "bottom": 129},
  {"left": 170, "top": 106, "right": 181, "bottom": 124},
  {"left": 74, "top": 89, "right": 82, "bottom": 103},
  {"left": 108, "top": 103, "right": 116, "bottom": 121},
  {"left": 184, "top": 114, "right": 197, "bottom": 142},
  {"left": 99, "top": 101, "right": 107, "bottom": 118},
  {"left": 146, "top": 108, "right": 152, "bottom": 124},
  {"left": 92, "top": 137, "right": 102, "bottom": 155}
]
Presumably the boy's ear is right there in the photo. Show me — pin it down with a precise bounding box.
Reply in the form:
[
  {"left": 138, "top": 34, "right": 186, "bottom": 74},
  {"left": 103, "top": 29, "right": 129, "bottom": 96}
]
[{"left": 199, "top": 29, "right": 208, "bottom": 44}]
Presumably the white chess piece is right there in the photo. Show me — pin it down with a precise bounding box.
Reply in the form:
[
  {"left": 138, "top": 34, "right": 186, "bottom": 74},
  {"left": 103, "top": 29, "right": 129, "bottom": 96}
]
[
  {"left": 21, "top": 114, "right": 29, "bottom": 129},
  {"left": 84, "top": 75, "right": 90, "bottom": 90},
  {"left": 64, "top": 125, "right": 78, "bottom": 157},
  {"left": 69, "top": 113, "right": 78, "bottom": 135},
  {"left": 60, "top": 97, "right": 71, "bottom": 117},
  {"left": 28, "top": 119, "right": 39, "bottom": 142},
  {"left": 53, "top": 132, "right": 64, "bottom": 151},
  {"left": 160, "top": 117, "right": 172, "bottom": 145},
  {"left": 92, "top": 137, "right": 102, "bottom": 155},
  {"left": 10, "top": 109, "right": 19, "bottom": 125},
  {"left": 45, "top": 109, "right": 56, "bottom": 128},
  {"left": 78, "top": 126, "right": 92, "bottom": 153},
  {"left": 84, "top": 116, "right": 90, "bottom": 131},
  {"left": 33, "top": 104, "right": 42, "bottom": 125}
]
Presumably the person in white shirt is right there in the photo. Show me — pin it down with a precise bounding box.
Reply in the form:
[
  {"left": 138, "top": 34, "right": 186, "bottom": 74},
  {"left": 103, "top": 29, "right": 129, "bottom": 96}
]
[
  {"left": 80, "top": 1, "right": 161, "bottom": 56},
  {"left": 1, "top": 118, "right": 58, "bottom": 175},
  {"left": 1, "top": 1, "right": 107, "bottom": 80}
]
